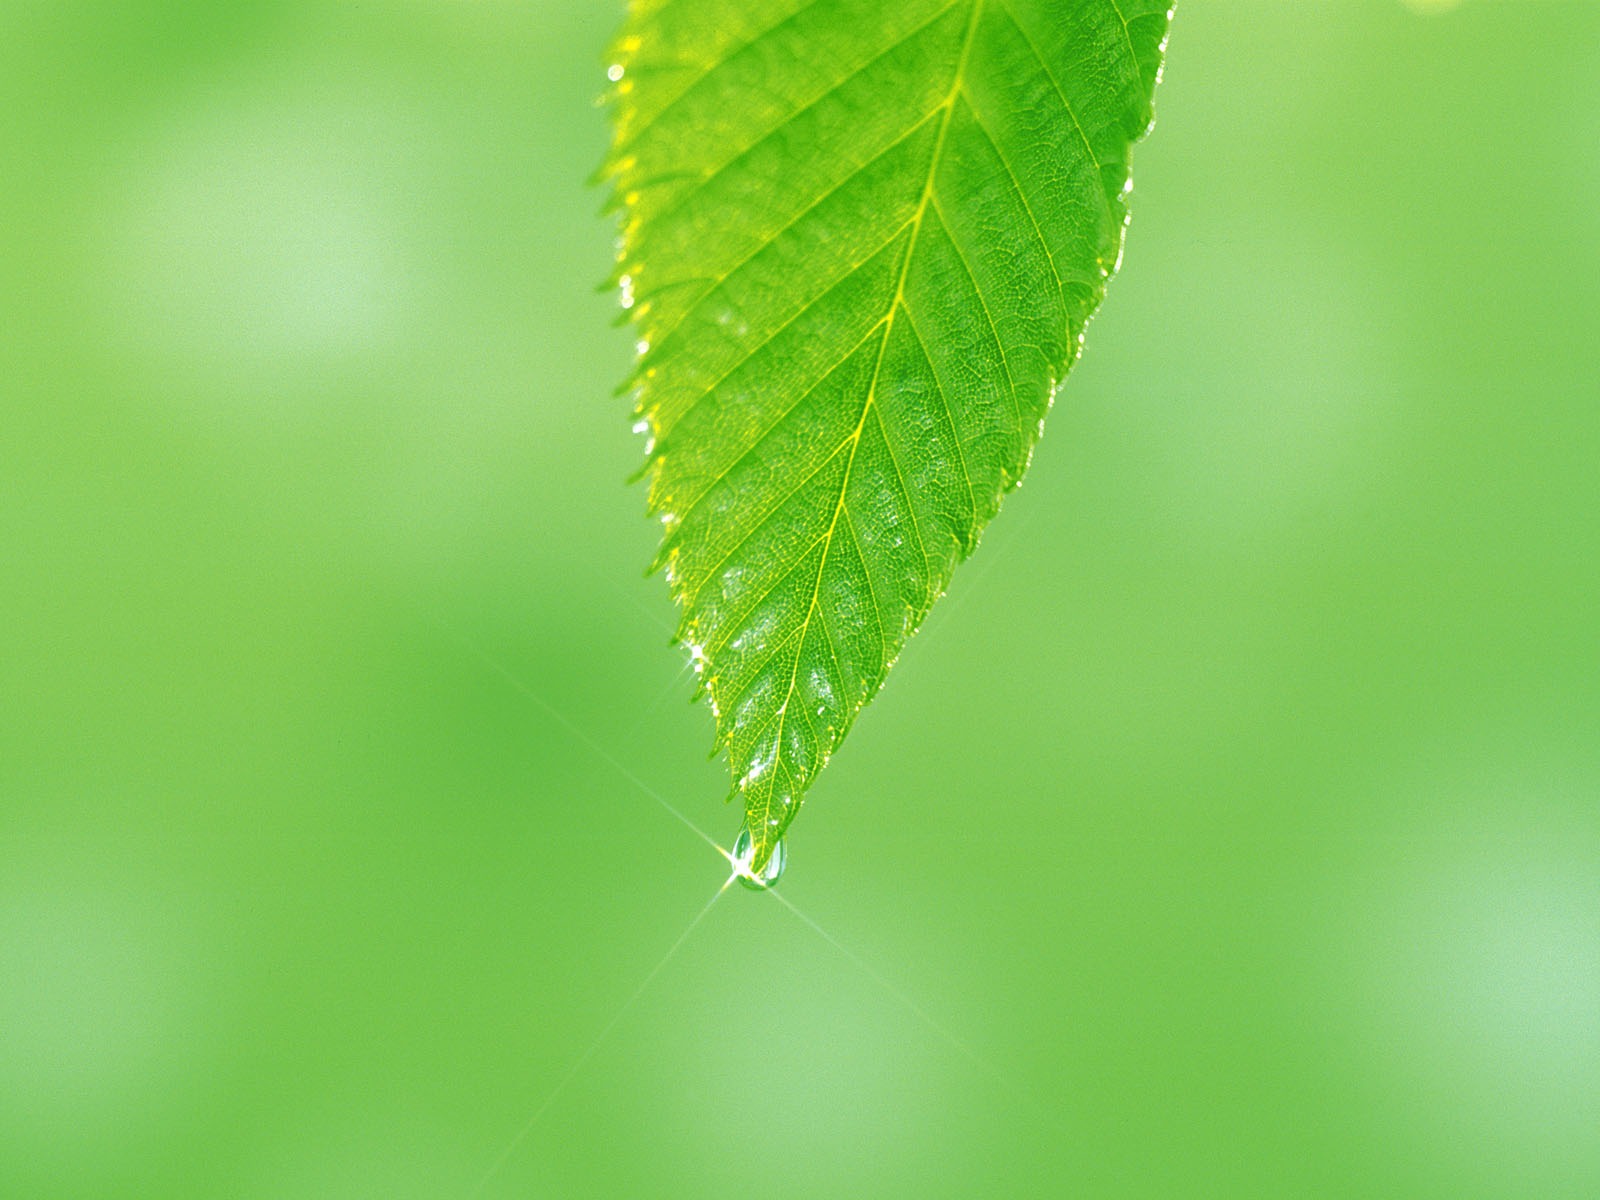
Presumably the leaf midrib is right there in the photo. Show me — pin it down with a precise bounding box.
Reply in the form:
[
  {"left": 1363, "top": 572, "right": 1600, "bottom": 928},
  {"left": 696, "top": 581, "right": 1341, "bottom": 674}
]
[{"left": 746, "top": 0, "right": 986, "bottom": 831}]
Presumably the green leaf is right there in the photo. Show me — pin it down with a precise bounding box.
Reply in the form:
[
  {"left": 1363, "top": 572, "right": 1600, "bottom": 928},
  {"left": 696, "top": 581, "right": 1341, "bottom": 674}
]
[{"left": 604, "top": 0, "right": 1170, "bottom": 871}]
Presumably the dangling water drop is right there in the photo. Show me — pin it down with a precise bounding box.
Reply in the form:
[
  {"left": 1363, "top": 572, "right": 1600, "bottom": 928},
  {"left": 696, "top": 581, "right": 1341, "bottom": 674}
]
[{"left": 731, "top": 825, "right": 786, "bottom": 891}]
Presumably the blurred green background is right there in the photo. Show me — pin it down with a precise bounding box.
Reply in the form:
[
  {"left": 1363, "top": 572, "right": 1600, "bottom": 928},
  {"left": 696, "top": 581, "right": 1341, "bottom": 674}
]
[{"left": 4, "top": 1, "right": 1598, "bottom": 1197}]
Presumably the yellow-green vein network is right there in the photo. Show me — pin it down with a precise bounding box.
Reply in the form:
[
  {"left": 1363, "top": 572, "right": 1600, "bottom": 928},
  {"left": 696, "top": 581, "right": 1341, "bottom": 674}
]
[{"left": 604, "top": 0, "right": 1170, "bottom": 870}]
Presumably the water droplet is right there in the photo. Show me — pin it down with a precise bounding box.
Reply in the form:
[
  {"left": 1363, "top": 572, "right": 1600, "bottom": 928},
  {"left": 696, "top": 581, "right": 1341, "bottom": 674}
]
[
  {"left": 731, "top": 826, "right": 786, "bottom": 891},
  {"left": 607, "top": 64, "right": 626, "bottom": 83},
  {"left": 686, "top": 641, "right": 710, "bottom": 673}
]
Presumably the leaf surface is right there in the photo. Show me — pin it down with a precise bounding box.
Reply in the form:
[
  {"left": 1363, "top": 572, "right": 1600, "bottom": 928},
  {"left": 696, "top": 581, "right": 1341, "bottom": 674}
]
[{"left": 604, "top": 0, "right": 1170, "bottom": 870}]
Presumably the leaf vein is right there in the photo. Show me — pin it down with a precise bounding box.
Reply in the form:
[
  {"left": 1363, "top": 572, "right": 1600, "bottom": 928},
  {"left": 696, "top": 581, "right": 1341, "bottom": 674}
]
[
  {"left": 640, "top": 105, "right": 942, "bottom": 378},
  {"left": 613, "top": 0, "right": 830, "bottom": 161},
  {"left": 756, "top": 0, "right": 986, "bottom": 817},
  {"left": 630, "top": 1, "right": 964, "bottom": 246},
  {"left": 926, "top": 193, "right": 1025, "bottom": 445},
  {"left": 993, "top": 0, "right": 1113, "bottom": 232}
]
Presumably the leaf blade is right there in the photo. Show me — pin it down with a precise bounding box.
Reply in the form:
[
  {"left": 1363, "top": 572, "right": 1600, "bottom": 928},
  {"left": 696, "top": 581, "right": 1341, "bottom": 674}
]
[{"left": 607, "top": 0, "right": 1170, "bottom": 869}]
